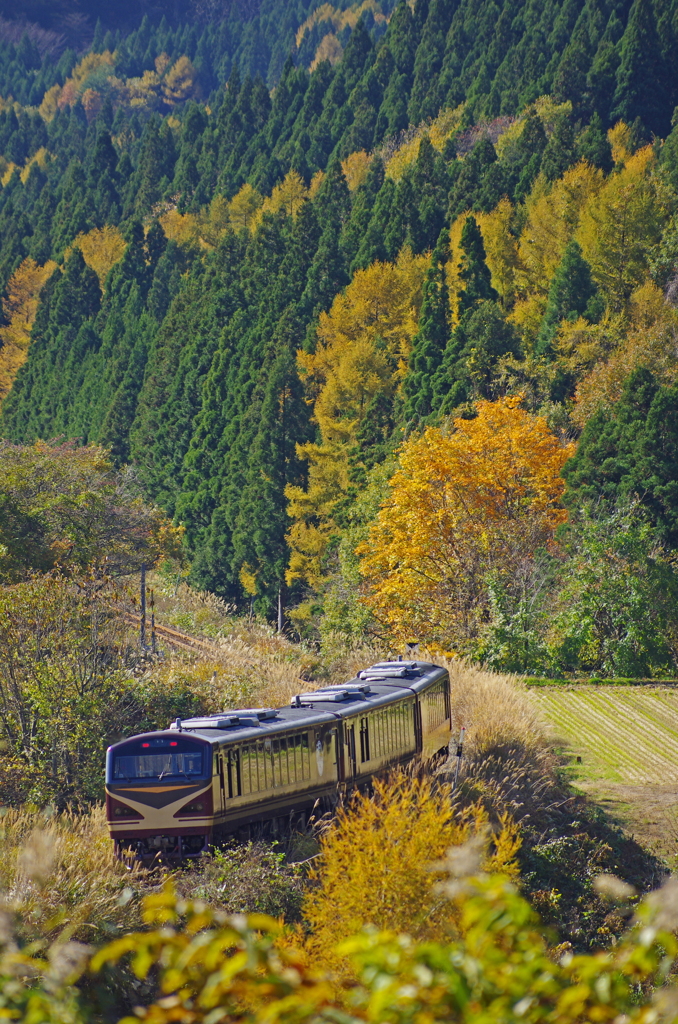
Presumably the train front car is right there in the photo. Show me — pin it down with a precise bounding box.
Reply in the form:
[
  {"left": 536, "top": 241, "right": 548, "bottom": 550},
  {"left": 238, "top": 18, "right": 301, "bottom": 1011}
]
[{"left": 106, "top": 730, "right": 215, "bottom": 862}]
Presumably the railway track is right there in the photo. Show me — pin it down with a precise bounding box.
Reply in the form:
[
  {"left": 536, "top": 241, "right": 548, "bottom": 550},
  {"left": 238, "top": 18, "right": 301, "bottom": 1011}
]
[{"left": 124, "top": 613, "right": 219, "bottom": 654}]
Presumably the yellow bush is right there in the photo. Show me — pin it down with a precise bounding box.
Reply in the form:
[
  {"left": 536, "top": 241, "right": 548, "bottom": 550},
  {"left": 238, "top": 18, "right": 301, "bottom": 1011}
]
[
  {"left": 303, "top": 773, "right": 520, "bottom": 973},
  {"left": 342, "top": 150, "right": 371, "bottom": 191}
]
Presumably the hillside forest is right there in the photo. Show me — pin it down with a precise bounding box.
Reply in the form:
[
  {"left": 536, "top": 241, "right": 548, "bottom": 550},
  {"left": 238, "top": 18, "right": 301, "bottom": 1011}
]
[
  {"left": 3, "top": 1, "right": 678, "bottom": 1020},
  {"left": 0, "top": 0, "right": 678, "bottom": 682}
]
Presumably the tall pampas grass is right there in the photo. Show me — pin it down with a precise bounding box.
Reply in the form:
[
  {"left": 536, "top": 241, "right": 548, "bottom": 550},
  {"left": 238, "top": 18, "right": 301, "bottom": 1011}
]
[{"left": 0, "top": 805, "right": 149, "bottom": 944}]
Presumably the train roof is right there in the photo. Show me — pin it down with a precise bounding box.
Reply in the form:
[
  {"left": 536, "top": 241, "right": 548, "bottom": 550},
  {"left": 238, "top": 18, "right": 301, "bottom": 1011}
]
[
  {"left": 107, "top": 662, "right": 448, "bottom": 753},
  {"left": 154, "top": 661, "right": 447, "bottom": 745}
]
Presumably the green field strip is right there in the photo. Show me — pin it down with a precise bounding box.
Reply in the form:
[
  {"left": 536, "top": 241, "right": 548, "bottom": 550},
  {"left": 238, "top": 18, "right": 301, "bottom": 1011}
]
[
  {"left": 544, "top": 693, "right": 678, "bottom": 780},
  {"left": 536, "top": 689, "right": 672, "bottom": 747},
  {"left": 532, "top": 690, "right": 678, "bottom": 783},
  {"left": 642, "top": 691, "right": 678, "bottom": 714},
  {"left": 541, "top": 691, "right": 653, "bottom": 773},
  {"left": 583, "top": 691, "right": 678, "bottom": 762},
  {"left": 532, "top": 693, "right": 645, "bottom": 780},
  {"left": 625, "top": 692, "right": 678, "bottom": 737},
  {"left": 602, "top": 698, "right": 678, "bottom": 764},
  {"left": 530, "top": 691, "right": 678, "bottom": 783},
  {"left": 587, "top": 692, "right": 678, "bottom": 762}
]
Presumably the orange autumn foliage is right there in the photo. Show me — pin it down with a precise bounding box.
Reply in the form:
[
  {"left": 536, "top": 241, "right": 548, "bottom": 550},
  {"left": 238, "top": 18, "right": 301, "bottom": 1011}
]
[{"left": 358, "top": 396, "right": 573, "bottom": 651}]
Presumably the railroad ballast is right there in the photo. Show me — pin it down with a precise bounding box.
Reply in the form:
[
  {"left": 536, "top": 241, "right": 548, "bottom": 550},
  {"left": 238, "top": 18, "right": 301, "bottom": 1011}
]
[{"left": 105, "top": 660, "right": 452, "bottom": 862}]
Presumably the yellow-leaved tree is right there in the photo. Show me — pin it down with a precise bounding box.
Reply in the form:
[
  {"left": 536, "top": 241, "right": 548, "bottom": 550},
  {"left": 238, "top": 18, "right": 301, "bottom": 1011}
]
[
  {"left": 162, "top": 56, "right": 200, "bottom": 104},
  {"left": 0, "top": 258, "right": 57, "bottom": 405},
  {"left": 577, "top": 145, "right": 671, "bottom": 309},
  {"left": 446, "top": 201, "right": 521, "bottom": 322},
  {"left": 504, "top": 160, "right": 604, "bottom": 349},
  {"left": 227, "top": 182, "right": 264, "bottom": 231},
  {"left": 515, "top": 160, "right": 604, "bottom": 297},
  {"left": 571, "top": 281, "right": 678, "bottom": 426},
  {"left": 286, "top": 248, "right": 428, "bottom": 588},
  {"left": 252, "top": 169, "right": 308, "bottom": 230},
  {"left": 358, "top": 396, "right": 573, "bottom": 652},
  {"left": 70, "top": 225, "right": 127, "bottom": 284},
  {"left": 474, "top": 196, "right": 520, "bottom": 309},
  {"left": 445, "top": 210, "right": 470, "bottom": 324}
]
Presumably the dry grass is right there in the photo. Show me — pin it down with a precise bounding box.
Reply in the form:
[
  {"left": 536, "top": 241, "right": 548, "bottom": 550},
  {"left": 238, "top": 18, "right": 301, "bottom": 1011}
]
[
  {"left": 440, "top": 657, "right": 550, "bottom": 753},
  {"left": 141, "top": 573, "right": 389, "bottom": 712},
  {"left": 0, "top": 805, "right": 152, "bottom": 945},
  {"left": 430, "top": 657, "right": 559, "bottom": 826}
]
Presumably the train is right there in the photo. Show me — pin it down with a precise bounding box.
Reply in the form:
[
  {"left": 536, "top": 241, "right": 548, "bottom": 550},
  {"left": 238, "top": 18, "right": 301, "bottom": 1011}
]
[{"left": 105, "top": 659, "right": 452, "bottom": 861}]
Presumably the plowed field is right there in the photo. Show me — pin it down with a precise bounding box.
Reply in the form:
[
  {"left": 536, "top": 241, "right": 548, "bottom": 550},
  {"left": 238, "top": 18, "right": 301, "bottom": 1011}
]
[
  {"left": 531, "top": 688, "right": 678, "bottom": 784},
  {"left": 531, "top": 687, "right": 678, "bottom": 858}
]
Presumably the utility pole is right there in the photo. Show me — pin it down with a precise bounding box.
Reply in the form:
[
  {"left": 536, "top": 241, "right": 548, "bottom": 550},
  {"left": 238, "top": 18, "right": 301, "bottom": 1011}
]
[
  {"left": 150, "top": 588, "right": 156, "bottom": 654},
  {"left": 277, "top": 587, "right": 283, "bottom": 634},
  {"left": 140, "top": 564, "right": 146, "bottom": 651}
]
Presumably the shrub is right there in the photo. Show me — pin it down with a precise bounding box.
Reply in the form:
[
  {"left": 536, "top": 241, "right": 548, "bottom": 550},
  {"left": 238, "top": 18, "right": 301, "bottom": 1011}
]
[
  {"left": 302, "top": 773, "right": 520, "bottom": 973},
  {"left": 89, "top": 852, "right": 678, "bottom": 1024},
  {"left": 177, "top": 842, "right": 306, "bottom": 921}
]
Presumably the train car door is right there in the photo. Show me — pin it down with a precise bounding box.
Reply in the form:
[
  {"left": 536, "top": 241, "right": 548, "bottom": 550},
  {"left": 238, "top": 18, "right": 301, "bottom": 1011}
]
[
  {"left": 413, "top": 700, "right": 423, "bottom": 754},
  {"left": 216, "top": 751, "right": 226, "bottom": 816},
  {"left": 345, "top": 723, "right": 357, "bottom": 778}
]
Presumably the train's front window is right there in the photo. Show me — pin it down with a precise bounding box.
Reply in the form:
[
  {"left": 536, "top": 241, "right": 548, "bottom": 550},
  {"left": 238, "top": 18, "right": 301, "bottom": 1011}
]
[{"left": 113, "top": 742, "right": 206, "bottom": 781}]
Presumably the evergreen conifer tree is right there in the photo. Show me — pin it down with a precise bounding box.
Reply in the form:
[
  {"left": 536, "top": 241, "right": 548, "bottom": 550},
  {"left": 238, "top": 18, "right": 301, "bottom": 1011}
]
[
  {"left": 86, "top": 130, "right": 120, "bottom": 225},
  {"left": 563, "top": 368, "right": 678, "bottom": 545},
  {"left": 457, "top": 215, "right": 497, "bottom": 316},
  {"left": 611, "top": 0, "right": 669, "bottom": 136},
  {"left": 540, "top": 113, "right": 576, "bottom": 181},
  {"left": 402, "top": 228, "right": 451, "bottom": 420},
  {"left": 231, "top": 338, "right": 311, "bottom": 615},
  {"left": 576, "top": 113, "right": 613, "bottom": 172},
  {"left": 535, "top": 241, "right": 602, "bottom": 357}
]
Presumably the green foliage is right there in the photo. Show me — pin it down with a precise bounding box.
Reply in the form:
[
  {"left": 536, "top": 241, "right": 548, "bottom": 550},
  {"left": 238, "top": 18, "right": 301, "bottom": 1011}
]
[
  {"left": 180, "top": 842, "right": 306, "bottom": 921},
  {"left": 611, "top": 0, "right": 671, "bottom": 136},
  {"left": 0, "top": 439, "right": 178, "bottom": 582},
  {"left": 563, "top": 369, "right": 678, "bottom": 546},
  {"left": 433, "top": 300, "right": 520, "bottom": 412},
  {"left": 476, "top": 561, "right": 554, "bottom": 675},
  {"left": 457, "top": 215, "right": 498, "bottom": 315},
  {"left": 477, "top": 503, "right": 678, "bottom": 678},
  {"left": 549, "top": 505, "right": 678, "bottom": 677},
  {"left": 402, "top": 229, "right": 451, "bottom": 420},
  {"left": 535, "top": 240, "right": 602, "bottom": 357},
  {"left": 79, "top": 858, "right": 678, "bottom": 1024},
  {"left": 1, "top": 0, "right": 678, "bottom": 637},
  {"left": 0, "top": 572, "right": 203, "bottom": 807}
]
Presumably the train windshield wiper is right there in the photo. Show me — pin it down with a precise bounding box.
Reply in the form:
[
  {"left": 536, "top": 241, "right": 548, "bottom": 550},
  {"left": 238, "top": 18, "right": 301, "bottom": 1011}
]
[{"left": 158, "top": 768, "right": 193, "bottom": 782}]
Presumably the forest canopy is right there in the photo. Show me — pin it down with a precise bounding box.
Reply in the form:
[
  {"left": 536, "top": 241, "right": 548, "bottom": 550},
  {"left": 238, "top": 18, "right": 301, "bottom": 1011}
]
[{"left": 0, "top": 0, "right": 677, "bottom": 673}]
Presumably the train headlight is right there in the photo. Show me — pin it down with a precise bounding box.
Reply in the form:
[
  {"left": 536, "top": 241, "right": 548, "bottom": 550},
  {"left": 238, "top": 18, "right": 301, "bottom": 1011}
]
[
  {"left": 174, "top": 792, "right": 212, "bottom": 818},
  {"left": 107, "top": 797, "right": 141, "bottom": 820}
]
